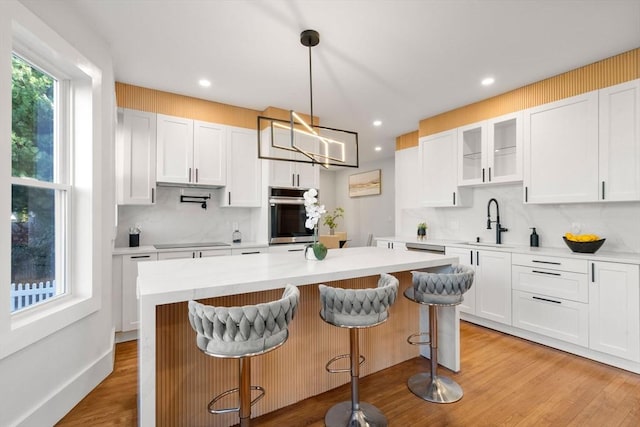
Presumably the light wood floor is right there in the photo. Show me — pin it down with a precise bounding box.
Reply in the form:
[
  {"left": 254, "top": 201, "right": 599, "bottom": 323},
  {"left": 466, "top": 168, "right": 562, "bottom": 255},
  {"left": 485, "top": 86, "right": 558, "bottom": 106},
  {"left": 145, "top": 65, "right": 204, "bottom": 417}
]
[{"left": 57, "top": 322, "right": 640, "bottom": 426}]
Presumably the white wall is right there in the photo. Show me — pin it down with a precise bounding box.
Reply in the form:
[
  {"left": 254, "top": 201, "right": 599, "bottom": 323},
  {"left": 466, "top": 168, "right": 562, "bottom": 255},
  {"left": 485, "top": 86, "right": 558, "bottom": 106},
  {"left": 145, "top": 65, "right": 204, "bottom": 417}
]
[
  {"left": 398, "top": 183, "right": 640, "bottom": 254},
  {"left": 0, "top": 2, "right": 116, "bottom": 425},
  {"left": 328, "top": 157, "right": 396, "bottom": 247}
]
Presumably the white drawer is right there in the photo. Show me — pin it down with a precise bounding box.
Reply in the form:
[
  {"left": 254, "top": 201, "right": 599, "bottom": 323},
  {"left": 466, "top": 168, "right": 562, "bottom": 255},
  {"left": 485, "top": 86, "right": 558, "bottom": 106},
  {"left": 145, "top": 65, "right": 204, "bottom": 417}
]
[
  {"left": 512, "top": 265, "right": 588, "bottom": 303},
  {"left": 512, "top": 290, "right": 588, "bottom": 346},
  {"left": 512, "top": 253, "right": 587, "bottom": 274}
]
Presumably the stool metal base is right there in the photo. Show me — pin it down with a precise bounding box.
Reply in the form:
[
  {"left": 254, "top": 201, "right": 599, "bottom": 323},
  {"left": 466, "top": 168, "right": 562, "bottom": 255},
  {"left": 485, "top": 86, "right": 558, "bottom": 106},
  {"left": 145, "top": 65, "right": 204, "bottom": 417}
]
[
  {"left": 407, "top": 372, "right": 463, "bottom": 404},
  {"left": 325, "top": 401, "right": 388, "bottom": 427}
]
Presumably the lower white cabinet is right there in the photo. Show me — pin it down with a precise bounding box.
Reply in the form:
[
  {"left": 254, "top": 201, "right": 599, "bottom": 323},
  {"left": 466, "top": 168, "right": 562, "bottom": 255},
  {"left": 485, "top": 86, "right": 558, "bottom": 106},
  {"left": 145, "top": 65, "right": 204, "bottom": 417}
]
[
  {"left": 512, "top": 290, "right": 589, "bottom": 346},
  {"left": 445, "top": 247, "right": 476, "bottom": 314},
  {"left": 158, "top": 249, "right": 232, "bottom": 260},
  {"left": 122, "top": 253, "right": 158, "bottom": 332},
  {"left": 589, "top": 261, "right": 640, "bottom": 361},
  {"left": 376, "top": 239, "right": 406, "bottom": 250},
  {"left": 446, "top": 247, "right": 510, "bottom": 324}
]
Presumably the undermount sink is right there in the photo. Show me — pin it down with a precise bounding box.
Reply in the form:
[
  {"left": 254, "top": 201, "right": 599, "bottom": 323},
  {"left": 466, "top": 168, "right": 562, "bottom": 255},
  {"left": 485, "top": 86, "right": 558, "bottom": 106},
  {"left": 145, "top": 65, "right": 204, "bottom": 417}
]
[{"left": 462, "top": 242, "right": 514, "bottom": 249}]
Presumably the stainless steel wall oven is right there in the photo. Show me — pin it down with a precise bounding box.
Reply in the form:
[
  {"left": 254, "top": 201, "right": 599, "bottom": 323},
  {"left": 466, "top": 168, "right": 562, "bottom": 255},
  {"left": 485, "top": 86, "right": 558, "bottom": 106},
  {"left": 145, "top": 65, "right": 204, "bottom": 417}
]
[{"left": 269, "top": 187, "right": 315, "bottom": 244}]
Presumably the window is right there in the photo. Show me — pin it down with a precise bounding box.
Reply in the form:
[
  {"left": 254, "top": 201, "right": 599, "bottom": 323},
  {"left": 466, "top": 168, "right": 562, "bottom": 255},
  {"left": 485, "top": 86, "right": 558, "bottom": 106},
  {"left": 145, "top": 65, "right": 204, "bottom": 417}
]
[{"left": 10, "top": 54, "right": 69, "bottom": 313}]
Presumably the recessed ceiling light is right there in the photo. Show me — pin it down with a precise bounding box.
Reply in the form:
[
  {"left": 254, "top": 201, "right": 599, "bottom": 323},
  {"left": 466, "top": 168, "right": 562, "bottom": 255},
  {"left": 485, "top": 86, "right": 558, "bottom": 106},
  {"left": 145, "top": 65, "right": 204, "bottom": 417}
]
[
  {"left": 198, "top": 79, "right": 211, "bottom": 87},
  {"left": 481, "top": 77, "right": 495, "bottom": 86},
  {"left": 373, "top": 120, "right": 382, "bottom": 127},
  {"left": 374, "top": 146, "right": 382, "bottom": 152}
]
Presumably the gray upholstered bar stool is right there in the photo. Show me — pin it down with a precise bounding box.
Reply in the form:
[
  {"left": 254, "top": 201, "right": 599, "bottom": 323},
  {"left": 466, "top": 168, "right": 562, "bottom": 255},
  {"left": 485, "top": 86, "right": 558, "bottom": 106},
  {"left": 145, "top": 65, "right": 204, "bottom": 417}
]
[
  {"left": 319, "top": 273, "right": 399, "bottom": 427},
  {"left": 188, "top": 284, "right": 300, "bottom": 427},
  {"left": 405, "top": 265, "right": 474, "bottom": 404}
]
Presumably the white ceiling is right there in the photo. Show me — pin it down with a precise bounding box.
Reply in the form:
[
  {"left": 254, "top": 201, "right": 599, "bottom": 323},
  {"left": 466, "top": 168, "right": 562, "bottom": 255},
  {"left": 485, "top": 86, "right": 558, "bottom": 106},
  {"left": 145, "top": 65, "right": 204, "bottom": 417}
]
[{"left": 69, "top": 0, "right": 640, "bottom": 163}]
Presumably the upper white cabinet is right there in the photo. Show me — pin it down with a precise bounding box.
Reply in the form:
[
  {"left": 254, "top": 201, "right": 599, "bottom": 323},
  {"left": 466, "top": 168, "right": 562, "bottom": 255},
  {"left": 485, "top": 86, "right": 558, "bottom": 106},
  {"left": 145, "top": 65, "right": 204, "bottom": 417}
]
[
  {"left": 267, "top": 129, "right": 320, "bottom": 189},
  {"left": 589, "top": 261, "right": 640, "bottom": 362},
  {"left": 419, "top": 130, "right": 470, "bottom": 207},
  {"left": 221, "top": 126, "right": 261, "bottom": 207},
  {"left": 458, "top": 112, "right": 523, "bottom": 186},
  {"left": 523, "top": 90, "right": 599, "bottom": 204},
  {"left": 115, "top": 108, "right": 157, "bottom": 205},
  {"left": 598, "top": 79, "right": 640, "bottom": 201},
  {"left": 156, "top": 114, "right": 226, "bottom": 187},
  {"left": 395, "top": 146, "right": 421, "bottom": 210}
]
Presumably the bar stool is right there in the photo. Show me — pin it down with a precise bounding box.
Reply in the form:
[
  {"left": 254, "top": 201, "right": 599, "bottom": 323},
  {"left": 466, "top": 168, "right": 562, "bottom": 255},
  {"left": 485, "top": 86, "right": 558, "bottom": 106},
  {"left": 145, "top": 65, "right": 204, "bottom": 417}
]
[
  {"left": 405, "top": 265, "right": 474, "bottom": 404},
  {"left": 319, "top": 273, "right": 399, "bottom": 427},
  {"left": 188, "top": 285, "right": 300, "bottom": 427}
]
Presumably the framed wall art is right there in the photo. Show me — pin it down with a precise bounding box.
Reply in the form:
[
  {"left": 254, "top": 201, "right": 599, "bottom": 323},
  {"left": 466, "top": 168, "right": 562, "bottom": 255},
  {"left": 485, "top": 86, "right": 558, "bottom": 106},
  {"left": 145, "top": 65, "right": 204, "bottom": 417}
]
[{"left": 348, "top": 169, "right": 381, "bottom": 197}]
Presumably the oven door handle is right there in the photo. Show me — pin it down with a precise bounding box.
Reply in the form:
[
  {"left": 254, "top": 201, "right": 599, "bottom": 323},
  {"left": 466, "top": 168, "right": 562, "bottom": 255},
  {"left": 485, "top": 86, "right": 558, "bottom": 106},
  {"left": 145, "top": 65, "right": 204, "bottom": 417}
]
[{"left": 269, "top": 198, "right": 305, "bottom": 205}]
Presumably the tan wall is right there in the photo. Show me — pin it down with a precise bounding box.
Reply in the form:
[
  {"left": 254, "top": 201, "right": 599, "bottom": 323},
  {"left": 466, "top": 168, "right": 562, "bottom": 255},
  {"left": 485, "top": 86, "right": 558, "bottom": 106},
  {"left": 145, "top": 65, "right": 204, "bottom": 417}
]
[
  {"left": 399, "top": 48, "right": 640, "bottom": 147},
  {"left": 115, "top": 82, "right": 261, "bottom": 129}
]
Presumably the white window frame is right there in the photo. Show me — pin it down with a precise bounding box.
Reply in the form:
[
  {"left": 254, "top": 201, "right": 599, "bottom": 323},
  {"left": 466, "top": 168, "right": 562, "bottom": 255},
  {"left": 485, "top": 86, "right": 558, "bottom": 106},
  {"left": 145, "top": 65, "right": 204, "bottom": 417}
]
[{"left": 0, "top": 3, "right": 102, "bottom": 359}]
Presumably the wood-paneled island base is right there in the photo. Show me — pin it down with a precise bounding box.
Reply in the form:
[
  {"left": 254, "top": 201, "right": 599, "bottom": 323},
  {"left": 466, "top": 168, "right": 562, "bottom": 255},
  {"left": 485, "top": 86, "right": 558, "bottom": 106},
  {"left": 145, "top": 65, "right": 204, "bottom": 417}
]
[{"left": 137, "top": 247, "right": 459, "bottom": 426}]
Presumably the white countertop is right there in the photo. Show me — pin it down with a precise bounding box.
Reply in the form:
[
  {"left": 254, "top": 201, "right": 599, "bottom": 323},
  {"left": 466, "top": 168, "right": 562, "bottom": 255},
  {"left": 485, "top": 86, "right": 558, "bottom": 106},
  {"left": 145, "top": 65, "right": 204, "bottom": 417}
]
[
  {"left": 376, "top": 236, "right": 640, "bottom": 265},
  {"left": 112, "top": 241, "right": 268, "bottom": 255},
  {"left": 137, "top": 246, "right": 459, "bottom": 304}
]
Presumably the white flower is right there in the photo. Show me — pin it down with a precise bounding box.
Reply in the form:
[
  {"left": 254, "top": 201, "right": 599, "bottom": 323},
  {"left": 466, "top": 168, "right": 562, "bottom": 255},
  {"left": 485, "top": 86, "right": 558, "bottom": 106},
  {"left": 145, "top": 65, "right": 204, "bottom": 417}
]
[{"left": 303, "top": 189, "right": 325, "bottom": 229}]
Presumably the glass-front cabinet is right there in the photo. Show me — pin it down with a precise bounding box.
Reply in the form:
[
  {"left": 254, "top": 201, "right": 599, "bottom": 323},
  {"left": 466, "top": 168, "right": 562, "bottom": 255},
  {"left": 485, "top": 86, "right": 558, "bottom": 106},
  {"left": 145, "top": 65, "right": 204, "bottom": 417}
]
[{"left": 458, "top": 111, "right": 522, "bottom": 186}]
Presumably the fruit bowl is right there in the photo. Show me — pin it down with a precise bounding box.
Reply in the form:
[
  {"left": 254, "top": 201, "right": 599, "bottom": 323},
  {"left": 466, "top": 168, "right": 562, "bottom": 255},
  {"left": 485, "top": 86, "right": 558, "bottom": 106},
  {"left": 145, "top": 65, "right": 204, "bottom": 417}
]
[{"left": 562, "top": 237, "right": 606, "bottom": 253}]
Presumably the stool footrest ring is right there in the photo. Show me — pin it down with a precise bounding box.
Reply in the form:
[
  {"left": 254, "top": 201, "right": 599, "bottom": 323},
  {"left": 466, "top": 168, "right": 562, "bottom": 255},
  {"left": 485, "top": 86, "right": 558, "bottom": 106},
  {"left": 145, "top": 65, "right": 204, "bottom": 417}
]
[
  {"left": 325, "top": 353, "right": 365, "bottom": 373},
  {"left": 407, "top": 332, "right": 431, "bottom": 346},
  {"left": 207, "top": 385, "right": 265, "bottom": 414}
]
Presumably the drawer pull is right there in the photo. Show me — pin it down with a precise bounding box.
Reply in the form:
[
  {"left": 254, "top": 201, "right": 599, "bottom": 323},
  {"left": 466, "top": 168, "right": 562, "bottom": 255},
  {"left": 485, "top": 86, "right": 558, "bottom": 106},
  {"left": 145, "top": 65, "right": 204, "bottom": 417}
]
[
  {"left": 131, "top": 255, "right": 151, "bottom": 259},
  {"left": 288, "top": 249, "right": 304, "bottom": 252},
  {"left": 532, "top": 296, "right": 561, "bottom": 304},
  {"left": 532, "top": 260, "right": 561, "bottom": 265},
  {"left": 531, "top": 270, "right": 561, "bottom": 276},
  {"left": 241, "top": 251, "right": 261, "bottom": 255}
]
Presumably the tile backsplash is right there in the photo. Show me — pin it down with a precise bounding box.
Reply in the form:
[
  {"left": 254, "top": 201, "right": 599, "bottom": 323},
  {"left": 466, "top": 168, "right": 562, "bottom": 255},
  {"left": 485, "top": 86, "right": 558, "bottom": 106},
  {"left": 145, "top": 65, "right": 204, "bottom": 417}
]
[
  {"left": 399, "top": 183, "right": 640, "bottom": 254},
  {"left": 115, "top": 186, "right": 260, "bottom": 248}
]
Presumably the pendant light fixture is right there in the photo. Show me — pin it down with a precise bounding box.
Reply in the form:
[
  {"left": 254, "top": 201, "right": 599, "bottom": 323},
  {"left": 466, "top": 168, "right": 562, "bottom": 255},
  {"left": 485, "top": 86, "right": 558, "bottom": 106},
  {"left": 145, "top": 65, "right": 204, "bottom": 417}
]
[{"left": 257, "top": 29, "right": 359, "bottom": 169}]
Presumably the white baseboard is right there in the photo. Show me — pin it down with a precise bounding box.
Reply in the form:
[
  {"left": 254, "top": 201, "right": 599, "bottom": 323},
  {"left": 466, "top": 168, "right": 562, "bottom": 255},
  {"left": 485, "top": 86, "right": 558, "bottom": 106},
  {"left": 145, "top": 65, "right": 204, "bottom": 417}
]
[{"left": 15, "top": 332, "right": 115, "bottom": 427}]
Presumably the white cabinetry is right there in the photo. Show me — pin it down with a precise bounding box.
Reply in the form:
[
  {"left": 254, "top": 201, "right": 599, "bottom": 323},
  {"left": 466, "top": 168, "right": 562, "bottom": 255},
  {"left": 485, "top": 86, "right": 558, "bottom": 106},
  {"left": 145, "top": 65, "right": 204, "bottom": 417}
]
[
  {"left": 376, "top": 239, "right": 406, "bottom": 250},
  {"left": 458, "top": 112, "right": 523, "bottom": 186},
  {"left": 471, "top": 248, "right": 512, "bottom": 325},
  {"left": 157, "top": 249, "right": 232, "bottom": 260},
  {"left": 122, "top": 253, "right": 158, "bottom": 332},
  {"left": 589, "top": 261, "right": 640, "bottom": 361},
  {"left": 523, "top": 91, "right": 600, "bottom": 203},
  {"left": 268, "top": 244, "right": 307, "bottom": 253},
  {"left": 116, "top": 108, "right": 157, "bottom": 205},
  {"left": 598, "top": 79, "right": 640, "bottom": 201},
  {"left": 270, "top": 160, "right": 319, "bottom": 189},
  {"left": 512, "top": 254, "right": 589, "bottom": 346},
  {"left": 445, "top": 247, "right": 476, "bottom": 314},
  {"left": 221, "top": 126, "right": 261, "bottom": 207},
  {"left": 231, "top": 247, "right": 268, "bottom": 256},
  {"left": 419, "top": 130, "right": 470, "bottom": 207},
  {"left": 156, "top": 114, "right": 226, "bottom": 186}
]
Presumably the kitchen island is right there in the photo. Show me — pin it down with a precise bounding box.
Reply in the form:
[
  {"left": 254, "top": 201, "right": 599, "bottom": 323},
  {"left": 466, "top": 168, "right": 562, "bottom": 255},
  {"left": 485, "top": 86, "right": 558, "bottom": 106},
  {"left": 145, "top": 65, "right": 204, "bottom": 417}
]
[{"left": 137, "top": 246, "right": 459, "bottom": 426}]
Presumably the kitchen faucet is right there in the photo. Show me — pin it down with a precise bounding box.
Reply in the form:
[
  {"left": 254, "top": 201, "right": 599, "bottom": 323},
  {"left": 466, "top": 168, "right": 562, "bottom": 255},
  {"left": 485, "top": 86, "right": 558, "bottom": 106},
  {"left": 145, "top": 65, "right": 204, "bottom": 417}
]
[{"left": 487, "top": 198, "right": 508, "bottom": 244}]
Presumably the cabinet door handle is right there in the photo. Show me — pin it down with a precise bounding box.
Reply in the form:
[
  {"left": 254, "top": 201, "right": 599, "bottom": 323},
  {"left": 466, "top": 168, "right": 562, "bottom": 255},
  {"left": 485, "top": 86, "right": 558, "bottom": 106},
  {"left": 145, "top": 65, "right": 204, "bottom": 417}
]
[
  {"left": 591, "top": 262, "right": 595, "bottom": 282},
  {"left": 532, "top": 296, "right": 561, "bottom": 304},
  {"left": 488, "top": 167, "right": 492, "bottom": 182},
  {"left": 532, "top": 260, "right": 561, "bottom": 266},
  {"left": 131, "top": 255, "right": 151, "bottom": 259},
  {"left": 601, "top": 181, "right": 605, "bottom": 200},
  {"left": 188, "top": 167, "right": 192, "bottom": 183},
  {"left": 532, "top": 270, "right": 561, "bottom": 276},
  {"left": 525, "top": 186, "right": 528, "bottom": 202},
  {"left": 470, "top": 250, "right": 473, "bottom": 265},
  {"left": 151, "top": 187, "right": 155, "bottom": 203},
  {"left": 292, "top": 174, "right": 295, "bottom": 186},
  {"left": 228, "top": 192, "right": 231, "bottom": 205},
  {"left": 476, "top": 251, "right": 479, "bottom": 266},
  {"left": 452, "top": 192, "right": 456, "bottom": 206},
  {"left": 482, "top": 168, "right": 485, "bottom": 182},
  {"left": 195, "top": 168, "right": 199, "bottom": 183},
  {"left": 297, "top": 174, "right": 300, "bottom": 187}
]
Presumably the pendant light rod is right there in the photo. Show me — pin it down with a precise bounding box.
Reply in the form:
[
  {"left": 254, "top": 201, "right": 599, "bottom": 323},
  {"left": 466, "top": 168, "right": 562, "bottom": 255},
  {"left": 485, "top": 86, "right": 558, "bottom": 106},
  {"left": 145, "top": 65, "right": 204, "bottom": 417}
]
[{"left": 300, "top": 29, "right": 320, "bottom": 128}]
